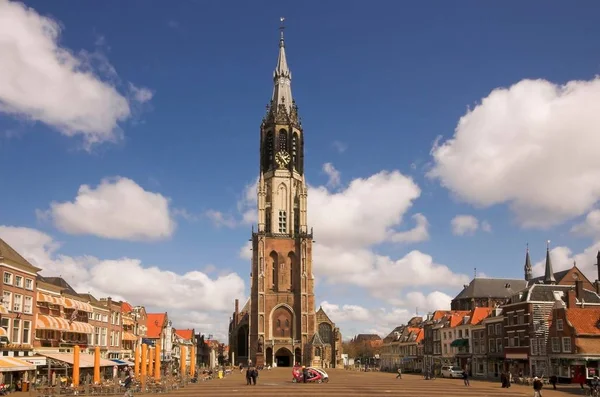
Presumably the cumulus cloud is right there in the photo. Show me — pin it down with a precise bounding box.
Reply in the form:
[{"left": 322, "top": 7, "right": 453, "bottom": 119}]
[
  {"left": 428, "top": 77, "right": 600, "bottom": 228},
  {"left": 0, "top": 225, "right": 244, "bottom": 340},
  {"left": 389, "top": 213, "right": 430, "bottom": 243},
  {"left": 239, "top": 241, "right": 252, "bottom": 261},
  {"left": 322, "top": 163, "right": 341, "bottom": 188},
  {"left": 39, "top": 177, "right": 176, "bottom": 241},
  {"left": 321, "top": 291, "right": 452, "bottom": 337},
  {"left": 0, "top": 1, "right": 152, "bottom": 147},
  {"left": 205, "top": 210, "right": 237, "bottom": 229},
  {"left": 571, "top": 210, "right": 600, "bottom": 238},
  {"left": 451, "top": 215, "right": 479, "bottom": 236},
  {"left": 532, "top": 241, "right": 600, "bottom": 281}
]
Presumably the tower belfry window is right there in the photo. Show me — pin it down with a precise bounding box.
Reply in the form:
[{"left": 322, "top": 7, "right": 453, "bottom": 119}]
[
  {"left": 278, "top": 130, "right": 288, "bottom": 152},
  {"left": 278, "top": 210, "right": 287, "bottom": 233},
  {"left": 264, "top": 131, "right": 274, "bottom": 170},
  {"left": 292, "top": 133, "right": 298, "bottom": 169}
]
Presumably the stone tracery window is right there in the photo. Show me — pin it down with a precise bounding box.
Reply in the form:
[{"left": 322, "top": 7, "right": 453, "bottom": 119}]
[
  {"left": 278, "top": 129, "right": 288, "bottom": 152},
  {"left": 319, "top": 322, "right": 333, "bottom": 344}
]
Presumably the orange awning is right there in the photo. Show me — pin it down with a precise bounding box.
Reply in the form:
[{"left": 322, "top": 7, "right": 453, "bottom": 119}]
[
  {"left": 123, "top": 317, "right": 135, "bottom": 326},
  {"left": 70, "top": 321, "right": 94, "bottom": 334},
  {"left": 36, "top": 314, "right": 70, "bottom": 331},
  {"left": 37, "top": 292, "right": 64, "bottom": 306},
  {"left": 0, "top": 328, "right": 7, "bottom": 337},
  {"left": 63, "top": 297, "right": 93, "bottom": 313},
  {"left": 0, "top": 305, "right": 8, "bottom": 315},
  {"left": 122, "top": 332, "right": 137, "bottom": 341},
  {"left": 0, "top": 357, "right": 36, "bottom": 372}
]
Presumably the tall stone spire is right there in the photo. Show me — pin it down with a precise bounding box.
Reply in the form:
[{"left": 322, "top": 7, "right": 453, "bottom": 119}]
[
  {"left": 524, "top": 243, "right": 532, "bottom": 282},
  {"left": 271, "top": 17, "right": 293, "bottom": 113},
  {"left": 544, "top": 240, "right": 556, "bottom": 284}
]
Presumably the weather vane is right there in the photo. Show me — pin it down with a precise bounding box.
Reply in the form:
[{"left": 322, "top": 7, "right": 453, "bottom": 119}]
[{"left": 279, "top": 17, "right": 286, "bottom": 39}]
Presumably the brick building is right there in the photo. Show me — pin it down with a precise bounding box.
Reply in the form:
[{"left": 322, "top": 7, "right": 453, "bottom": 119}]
[
  {"left": 0, "top": 238, "right": 40, "bottom": 359},
  {"left": 228, "top": 25, "right": 339, "bottom": 368}
]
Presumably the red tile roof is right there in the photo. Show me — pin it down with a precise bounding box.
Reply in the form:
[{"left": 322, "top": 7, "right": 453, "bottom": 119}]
[
  {"left": 447, "top": 311, "right": 471, "bottom": 327},
  {"left": 469, "top": 307, "right": 493, "bottom": 325},
  {"left": 121, "top": 302, "right": 133, "bottom": 313},
  {"left": 174, "top": 329, "right": 194, "bottom": 340},
  {"left": 146, "top": 313, "right": 166, "bottom": 338},
  {"left": 432, "top": 310, "right": 451, "bottom": 320},
  {"left": 566, "top": 308, "right": 600, "bottom": 335},
  {"left": 415, "top": 329, "right": 424, "bottom": 343}
]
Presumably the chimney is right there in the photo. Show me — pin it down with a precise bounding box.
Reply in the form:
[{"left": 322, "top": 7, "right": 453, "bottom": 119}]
[
  {"left": 567, "top": 289, "right": 577, "bottom": 309},
  {"left": 575, "top": 280, "right": 584, "bottom": 301},
  {"left": 235, "top": 299, "right": 239, "bottom": 314}
]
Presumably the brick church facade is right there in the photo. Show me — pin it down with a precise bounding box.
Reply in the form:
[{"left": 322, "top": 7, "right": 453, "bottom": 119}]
[{"left": 228, "top": 23, "right": 342, "bottom": 368}]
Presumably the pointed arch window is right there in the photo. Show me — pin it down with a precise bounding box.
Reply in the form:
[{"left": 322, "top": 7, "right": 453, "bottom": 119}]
[
  {"left": 292, "top": 133, "right": 298, "bottom": 170},
  {"left": 264, "top": 131, "right": 274, "bottom": 170},
  {"left": 278, "top": 129, "right": 288, "bottom": 152},
  {"left": 278, "top": 210, "right": 287, "bottom": 233}
]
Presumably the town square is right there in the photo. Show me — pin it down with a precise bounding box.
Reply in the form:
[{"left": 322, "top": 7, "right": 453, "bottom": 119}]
[{"left": 2, "top": 0, "right": 600, "bottom": 396}]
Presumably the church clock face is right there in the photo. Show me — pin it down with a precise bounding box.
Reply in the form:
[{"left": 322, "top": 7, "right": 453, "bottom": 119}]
[{"left": 275, "top": 151, "right": 291, "bottom": 168}]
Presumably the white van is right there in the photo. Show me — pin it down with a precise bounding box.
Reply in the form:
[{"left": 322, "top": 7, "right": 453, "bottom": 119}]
[{"left": 440, "top": 366, "right": 464, "bottom": 378}]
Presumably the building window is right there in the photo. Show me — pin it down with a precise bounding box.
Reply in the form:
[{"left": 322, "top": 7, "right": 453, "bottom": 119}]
[
  {"left": 101, "top": 328, "right": 107, "bottom": 346},
  {"left": 25, "top": 278, "right": 33, "bottom": 290},
  {"left": 22, "top": 321, "right": 31, "bottom": 345},
  {"left": 495, "top": 323, "right": 501, "bottom": 335},
  {"left": 1, "top": 318, "right": 9, "bottom": 338},
  {"left": 2, "top": 291, "right": 11, "bottom": 309},
  {"left": 531, "top": 338, "right": 538, "bottom": 355},
  {"left": 556, "top": 319, "right": 563, "bottom": 331},
  {"left": 292, "top": 133, "right": 298, "bottom": 169},
  {"left": 562, "top": 337, "right": 572, "bottom": 353},
  {"left": 12, "top": 294, "right": 22, "bottom": 312},
  {"left": 489, "top": 339, "right": 495, "bottom": 353},
  {"left": 278, "top": 129, "right": 288, "bottom": 152},
  {"left": 278, "top": 210, "right": 287, "bottom": 233},
  {"left": 94, "top": 327, "right": 100, "bottom": 345},
  {"left": 23, "top": 296, "right": 32, "bottom": 314},
  {"left": 3, "top": 272, "right": 13, "bottom": 285},
  {"left": 551, "top": 337, "right": 560, "bottom": 352},
  {"left": 11, "top": 319, "right": 20, "bottom": 344},
  {"left": 14, "top": 276, "right": 23, "bottom": 288},
  {"left": 487, "top": 325, "right": 493, "bottom": 335}
]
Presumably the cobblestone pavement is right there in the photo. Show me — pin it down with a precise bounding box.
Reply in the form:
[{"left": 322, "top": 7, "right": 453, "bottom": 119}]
[{"left": 161, "top": 369, "right": 586, "bottom": 396}]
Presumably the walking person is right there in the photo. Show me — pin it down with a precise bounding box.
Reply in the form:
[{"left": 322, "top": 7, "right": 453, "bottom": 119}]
[
  {"left": 462, "top": 370, "right": 470, "bottom": 386},
  {"left": 396, "top": 368, "right": 402, "bottom": 379},
  {"left": 533, "top": 376, "right": 543, "bottom": 397},
  {"left": 251, "top": 367, "right": 258, "bottom": 385},
  {"left": 245, "top": 366, "right": 252, "bottom": 385}
]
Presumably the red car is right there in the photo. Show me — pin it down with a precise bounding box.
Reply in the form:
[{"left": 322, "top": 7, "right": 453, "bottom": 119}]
[{"left": 292, "top": 366, "right": 325, "bottom": 383}]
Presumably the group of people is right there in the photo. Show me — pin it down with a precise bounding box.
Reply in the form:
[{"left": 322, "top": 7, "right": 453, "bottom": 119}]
[{"left": 239, "top": 362, "right": 259, "bottom": 385}]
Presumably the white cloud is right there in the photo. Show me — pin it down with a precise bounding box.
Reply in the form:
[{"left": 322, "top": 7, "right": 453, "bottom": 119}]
[
  {"left": 0, "top": 225, "right": 244, "bottom": 341},
  {"left": 322, "top": 163, "right": 341, "bottom": 188},
  {"left": 128, "top": 83, "right": 154, "bottom": 103},
  {"left": 532, "top": 241, "right": 600, "bottom": 281},
  {"left": 205, "top": 210, "right": 237, "bottom": 229},
  {"left": 39, "top": 177, "right": 176, "bottom": 241},
  {"left": 239, "top": 241, "right": 252, "bottom": 260},
  {"left": 237, "top": 178, "right": 258, "bottom": 225},
  {"left": 321, "top": 291, "right": 451, "bottom": 336},
  {"left": 0, "top": 1, "right": 152, "bottom": 147},
  {"left": 332, "top": 141, "right": 347, "bottom": 153},
  {"left": 571, "top": 210, "right": 600, "bottom": 238},
  {"left": 428, "top": 77, "right": 600, "bottom": 228},
  {"left": 389, "top": 213, "right": 430, "bottom": 243},
  {"left": 451, "top": 215, "right": 479, "bottom": 236},
  {"left": 481, "top": 220, "right": 492, "bottom": 233}
]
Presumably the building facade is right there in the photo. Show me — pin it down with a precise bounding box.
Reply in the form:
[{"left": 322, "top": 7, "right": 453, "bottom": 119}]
[{"left": 228, "top": 25, "right": 339, "bottom": 368}]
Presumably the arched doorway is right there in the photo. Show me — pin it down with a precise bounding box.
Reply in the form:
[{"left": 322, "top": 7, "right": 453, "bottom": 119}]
[
  {"left": 294, "top": 347, "right": 302, "bottom": 366},
  {"left": 236, "top": 325, "right": 248, "bottom": 361},
  {"left": 266, "top": 347, "right": 273, "bottom": 366},
  {"left": 274, "top": 347, "right": 293, "bottom": 367}
]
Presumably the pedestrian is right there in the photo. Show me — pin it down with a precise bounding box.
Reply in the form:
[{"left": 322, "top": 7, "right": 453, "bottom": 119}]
[
  {"left": 533, "top": 376, "right": 543, "bottom": 397},
  {"left": 251, "top": 367, "right": 258, "bottom": 385},
  {"left": 245, "top": 366, "right": 252, "bottom": 385},
  {"left": 463, "top": 370, "right": 470, "bottom": 386},
  {"left": 396, "top": 368, "right": 402, "bottom": 379},
  {"left": 550, "top": 375, "right": 557, "bottom": 390}
]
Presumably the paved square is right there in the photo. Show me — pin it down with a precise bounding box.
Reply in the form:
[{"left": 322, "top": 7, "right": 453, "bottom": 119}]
[{"left": 164, "top": 369, "right": 583, "bottom": 396}]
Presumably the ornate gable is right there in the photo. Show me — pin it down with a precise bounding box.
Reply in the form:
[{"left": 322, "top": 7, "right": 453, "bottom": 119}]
[
  {"left": 309, "top": 332, "right": 325, "bottom": 346},
  {"left": 316, "top": 306, "right": 334, "bottom": 325}
]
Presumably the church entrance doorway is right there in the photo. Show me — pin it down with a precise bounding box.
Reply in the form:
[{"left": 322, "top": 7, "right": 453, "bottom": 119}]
[
  {"left": 274, "top": 347, "right": 293, "bottom": 367},
  {"left": 294, "top": 347, "right": 302, "bottom": 366},
  {"left": 236, "top": 325, "right": 248, "bottom": 362},
  {"left": 266, "top": 347, "right": 273, "bottom": 366}
]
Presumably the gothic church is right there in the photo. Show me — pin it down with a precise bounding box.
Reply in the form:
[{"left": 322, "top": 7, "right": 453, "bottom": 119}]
[{"left": 228, "top": 25, "right": 342, "bottom": 368}]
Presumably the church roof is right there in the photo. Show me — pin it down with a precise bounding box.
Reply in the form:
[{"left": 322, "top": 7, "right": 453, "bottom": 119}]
[
  {"left": 241, "top": 298, "right": 250, "bottom": 313},
  {"left": 309, "top": 332, "right": 325, "bottom": 346},
  {"left": 271, "top": 20, "right": 293, "bottom": 113},
  {"left": 0, "top": 238, "right": 41, "bottom": 273},
  {"left": 316, "top": 306, "right": 334, "bottom": 324},
  {"left": 453, "top": 278, "right": 528, "bottom": 301}
]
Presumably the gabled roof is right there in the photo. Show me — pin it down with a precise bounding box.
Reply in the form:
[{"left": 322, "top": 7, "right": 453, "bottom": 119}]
[
  {"left": 453, "top": 278, "right": 528, "bottom": 301},
  {"left": 309, "top": 332, "right": 325, "bottom": 346},
  {"left": 0, "top": 238, "right": 41, "bottom": 272},
  {"left": 146, "top": 313, "right": 167, "bottom": 338},
  {"left": 174, "top": 329, "right": 194, "bottom": 340},
  {"left": 447, "top": 311, "right": 471, "bottom": 327},
  {"left": 415, "top": 329, "right": 424, "bottom": 343},
  {"left": 121, "top": 302, "right": 133, "bottom": 313},
  {"left": 432, "top": 310, "right": 451, "bottom": 321},
  {"left": 38, "top": 275, "right": 78, "bottom": 295},
  {"left": 529, "top": 269, "right": 571, "bottom": 286},
  {"left": 316, "top": 306, "right": 334, "bottom": 324},
  {"left": 514, "top": 284, "right": 600, "bottom": 304},
  {"left": 240, "top": 299, "right": 250, "bottom": 313},
  {"left": 566, "top": 308, "right": 600, "bottom": 335},
  {"left": 469, "top": 307, "right": 493, "bottom": 325}
]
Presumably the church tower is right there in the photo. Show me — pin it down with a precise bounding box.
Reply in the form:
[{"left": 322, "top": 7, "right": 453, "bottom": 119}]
[
  {"left": 229, "top": 20, "right": 341, "bottom": 369},
  {"left": 248, "top": 21, "right": 316, "bottom": 368}
]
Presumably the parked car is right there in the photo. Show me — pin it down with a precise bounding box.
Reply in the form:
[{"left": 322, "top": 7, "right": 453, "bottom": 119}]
[{"left": 440, "top": 366, "right": 464, "bottom": 378}]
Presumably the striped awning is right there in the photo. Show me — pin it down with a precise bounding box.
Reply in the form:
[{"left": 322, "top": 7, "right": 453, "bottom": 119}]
[
  {"left": 0, "top": 357, "right": 36, "bottom": 372},
  {"left": 123, "top": 317, "right": 135, "bottom": 326},
  {"left": 122, "top": 332, "right": 137, "bottom": 341},
  {"left": 0, "top": 305, "right": 8, "bottom": 315},
  {"left": 70, "top": 321, "right": 94, "bottom": 334},
  {"left": 36, "top": 314, "right": 70, "bottom": 331},
  {"left": 63, "top": 297, "right": 93, "bottom": 313},
  {"left": 37, "top": 292, "right": 64, "bottom": 306}
]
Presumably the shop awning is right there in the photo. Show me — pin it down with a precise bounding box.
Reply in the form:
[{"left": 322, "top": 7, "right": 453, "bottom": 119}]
[
  {"left": 0, "top": 357, "right": 36, "bottom": 372},
  {"left": 111, "top": 359, "right": 129, "bottom": 366},
  {"left": 0, "top": 305, "right": 8, "bottom": 315},
  {"left": 122, "top": 332, "right": 137, "bottom": 341},
  {"left": 450, "top": 338, "right": 469, "bottom": 347},
  {"left": 63, "top": 298, "right": 93, "bottom": 313},
  {"left": 41, "top": 353, "right": 116, "bottom": 368},
  {"left": 37, "top": 292, "right": 64, "bottom": 306},
  {"left": 122, "top": 317, "right": 135, "bottom": 326},
  {"left": 36, "top": 314, "right": 71, "bottom": 331},
  {"left": 70, "top": 321, "right": 94, "bottom": 334}
]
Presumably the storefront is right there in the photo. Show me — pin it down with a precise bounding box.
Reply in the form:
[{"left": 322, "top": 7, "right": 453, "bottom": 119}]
[
  {"left": 0, "top": 356, "right": 36, "bottom": 389},
  {"left": 504, "top": 352, "right": 529, "bottom": 376}
]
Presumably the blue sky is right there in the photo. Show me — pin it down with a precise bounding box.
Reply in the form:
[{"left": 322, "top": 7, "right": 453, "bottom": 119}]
[{"left": 2, "top": 0, "right": 600, "bottom": 339}]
